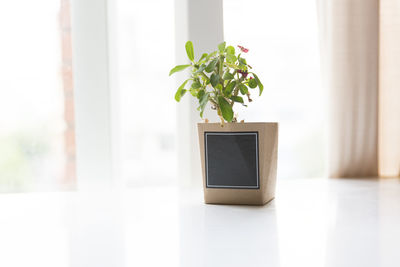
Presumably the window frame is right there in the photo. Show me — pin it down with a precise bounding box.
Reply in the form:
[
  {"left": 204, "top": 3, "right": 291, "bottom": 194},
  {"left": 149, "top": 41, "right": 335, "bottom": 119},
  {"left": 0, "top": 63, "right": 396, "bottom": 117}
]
[{"left": 71, "top": 0, "right": 223, "bottom": 187}]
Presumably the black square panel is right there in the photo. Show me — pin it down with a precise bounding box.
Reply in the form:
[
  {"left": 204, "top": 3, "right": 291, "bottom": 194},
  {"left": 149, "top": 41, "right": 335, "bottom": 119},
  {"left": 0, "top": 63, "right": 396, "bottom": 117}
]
[{"left": 205, "top": 132, "right": 259, "bottom": 189}]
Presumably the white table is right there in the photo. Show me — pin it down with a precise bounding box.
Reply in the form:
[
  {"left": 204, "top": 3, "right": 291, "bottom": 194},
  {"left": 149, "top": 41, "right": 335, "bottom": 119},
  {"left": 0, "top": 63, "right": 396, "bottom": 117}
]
[{"left": 1, "top": 178, "right": 399, "bottom": 267}]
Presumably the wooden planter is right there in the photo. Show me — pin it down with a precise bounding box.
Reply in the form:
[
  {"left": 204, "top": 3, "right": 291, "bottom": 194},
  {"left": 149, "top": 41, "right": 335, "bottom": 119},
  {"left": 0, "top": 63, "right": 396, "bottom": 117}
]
[{"left": 197, "top": 122, "right": 278, "bottom": 205}]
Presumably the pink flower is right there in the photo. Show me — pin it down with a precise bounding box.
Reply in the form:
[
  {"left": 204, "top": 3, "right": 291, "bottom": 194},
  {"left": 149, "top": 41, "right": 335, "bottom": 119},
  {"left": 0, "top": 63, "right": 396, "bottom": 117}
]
[
  {"left": 237, "top": 45, "right": 249, "bottom": 53},
  {"left": 237, "top": 70, "right": 248, "bottom": 78}
]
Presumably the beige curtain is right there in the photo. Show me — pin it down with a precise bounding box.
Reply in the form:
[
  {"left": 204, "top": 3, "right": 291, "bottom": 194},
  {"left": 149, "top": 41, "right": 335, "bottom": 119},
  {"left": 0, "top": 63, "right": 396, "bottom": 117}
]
[
  {"left": 379, "top": 0, "right": 400, "bottom": 177},
  {"left": 318, "top": 0, "right": 400, "bottom": 178}
]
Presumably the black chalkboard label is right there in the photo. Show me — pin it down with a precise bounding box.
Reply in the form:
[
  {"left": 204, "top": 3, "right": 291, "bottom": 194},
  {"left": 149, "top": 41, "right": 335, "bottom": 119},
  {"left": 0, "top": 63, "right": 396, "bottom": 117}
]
[{"left": 205, "top": 132, "right": 259, "bottom": 189}]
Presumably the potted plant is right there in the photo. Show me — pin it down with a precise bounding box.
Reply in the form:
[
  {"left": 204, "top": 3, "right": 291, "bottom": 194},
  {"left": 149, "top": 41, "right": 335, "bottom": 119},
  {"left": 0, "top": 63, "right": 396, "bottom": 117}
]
[{"left": 169, "top": 41, "right": 278, "bottom": 205}]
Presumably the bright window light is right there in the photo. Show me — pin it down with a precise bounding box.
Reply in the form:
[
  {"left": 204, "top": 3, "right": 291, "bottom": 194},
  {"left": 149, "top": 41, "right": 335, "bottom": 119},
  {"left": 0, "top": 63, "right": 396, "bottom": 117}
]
[
  {"left": 0, "top": 0, "right": 75, "bottom": 191},
  {"left": 116, "top": 0, "right": 177, "bottom": 186},
  {"left": 223, "top": 0, "right": 326, "bottom": 178}
]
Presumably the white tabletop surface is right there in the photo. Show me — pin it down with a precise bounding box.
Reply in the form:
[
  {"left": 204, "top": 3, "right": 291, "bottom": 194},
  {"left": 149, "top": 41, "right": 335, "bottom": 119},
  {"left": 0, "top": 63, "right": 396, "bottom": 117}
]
[{"left": 1, "top": 178, "right": 399, "bottom": 267}]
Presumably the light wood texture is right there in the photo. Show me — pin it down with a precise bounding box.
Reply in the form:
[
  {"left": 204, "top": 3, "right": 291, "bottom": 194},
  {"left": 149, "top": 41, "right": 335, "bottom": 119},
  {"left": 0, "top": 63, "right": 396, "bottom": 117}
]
[{"left": 197, "top": 122, "right": 278, "bottom": 205}]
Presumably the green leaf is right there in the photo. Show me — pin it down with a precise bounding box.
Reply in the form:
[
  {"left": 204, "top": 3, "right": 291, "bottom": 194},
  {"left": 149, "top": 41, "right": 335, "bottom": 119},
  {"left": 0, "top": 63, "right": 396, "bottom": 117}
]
[
  {"left": 231, "top": 96, "right": 244, "bottom": 103},
  {"left": 223, "top": 72, "right": 234, "bottom": 80},
  {"left": 169, "top": 64, "right": 191, "bottom": 76},
  {"left": 194, "top": 64, "right": 206, "bottom": 74},
  {"left": 190, "top": 88, "right": 198, "bottom": 97},
  {"left": 175, "top": 89, "right": 187, "bottom": 101},
  {"left": 174, "top": 79, "right": 189, "bottom": 102},
  {"left": 226, "top": 54, "right": 237, "bottom": 64},
  {"left": 205, "top": 59, "right": 218, "bottom": 73},
  {"left": 224, "top": 81, "right": 236, "bottom": 95},
  {"left": 224, "top": 62, "right": 240, "bottom": 70},
  {"left": 200, "top": 73, "right": 210, "bottom": 84},
  {"left": 215, "top": 84, "right": 223, "bottom": 92},
  {"left": 191, "top": 81, "right": 201, "bottom": 89},
  {"left": 238, "top": 64, "right": 248, "bottom": 71},
  {"left": 197, "top": 89, "right": 205, "bottom": 100},
  {"left": 218, "top": 42, "right": 226, "bottom": 53},
  {"left": 198, "top": 53, "right": 207, "bottom": 62},
  {"left": 199, "top": 92, "right": 209, "bottom": 117},
  {"left": 226, "top": 46, "right": 235, "bottom": 55},
  {"left": 185, "top": 41, "right": 194, "bottom": 61},
  {"left": 248, "top": 78, "right": 257, "bottom": 88},
  {"left": 238, "top": 83, "right": 248, "bottom": 95},
  {"left": 210, "top": 73, "right": 220, "bottom": 88},
  {"left": 206, "top": 51, "right": 218, "bottom": 61},
  {"left": 238, "top": 57, "right": 247, "bottom": 65},
  {"left": 253, "top": 73, "right": 264, "bottom": 95},
  {"left": 218, "top": 96, "right": 233, "bottom": 122}
]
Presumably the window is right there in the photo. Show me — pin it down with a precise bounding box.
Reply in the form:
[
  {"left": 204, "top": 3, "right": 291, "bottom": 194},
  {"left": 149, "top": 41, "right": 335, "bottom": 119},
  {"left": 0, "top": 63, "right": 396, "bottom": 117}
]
[
  {"left": 224, "top": 0, "right": 326, "bottom": 178},
  {"left": 116, "top": 0, "right": 177, "bottom": 186},
  {"left": 0, "top": 0, "right": 75, "bottom": 191}
]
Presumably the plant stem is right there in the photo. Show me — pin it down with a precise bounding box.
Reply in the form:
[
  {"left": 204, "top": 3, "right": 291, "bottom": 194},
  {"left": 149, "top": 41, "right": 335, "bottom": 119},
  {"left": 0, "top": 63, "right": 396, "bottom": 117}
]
[
  {"left": 230, "top": 76, "right": 245, "bottom": 107},
  {"left": 218, "top": 55, "right": 224, "bottom": 77},
  {"left": 209, "top": 98, "right": 218, "bottom": 107},
  {"left": 217, "top": 108, "right": 225, "bottom": 126}
]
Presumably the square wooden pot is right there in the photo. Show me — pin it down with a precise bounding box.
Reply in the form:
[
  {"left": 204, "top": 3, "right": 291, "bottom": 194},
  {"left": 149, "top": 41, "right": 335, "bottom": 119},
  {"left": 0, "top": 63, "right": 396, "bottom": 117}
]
[{"left": 197, "top": 122, "right": 278, "bottom": 205}]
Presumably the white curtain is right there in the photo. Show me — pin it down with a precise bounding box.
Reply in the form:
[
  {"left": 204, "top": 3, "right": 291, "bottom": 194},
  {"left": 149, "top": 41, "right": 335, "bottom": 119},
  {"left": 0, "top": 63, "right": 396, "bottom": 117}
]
[{"left": 318, "top": 0, "right": 400, "bottom": 177}]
